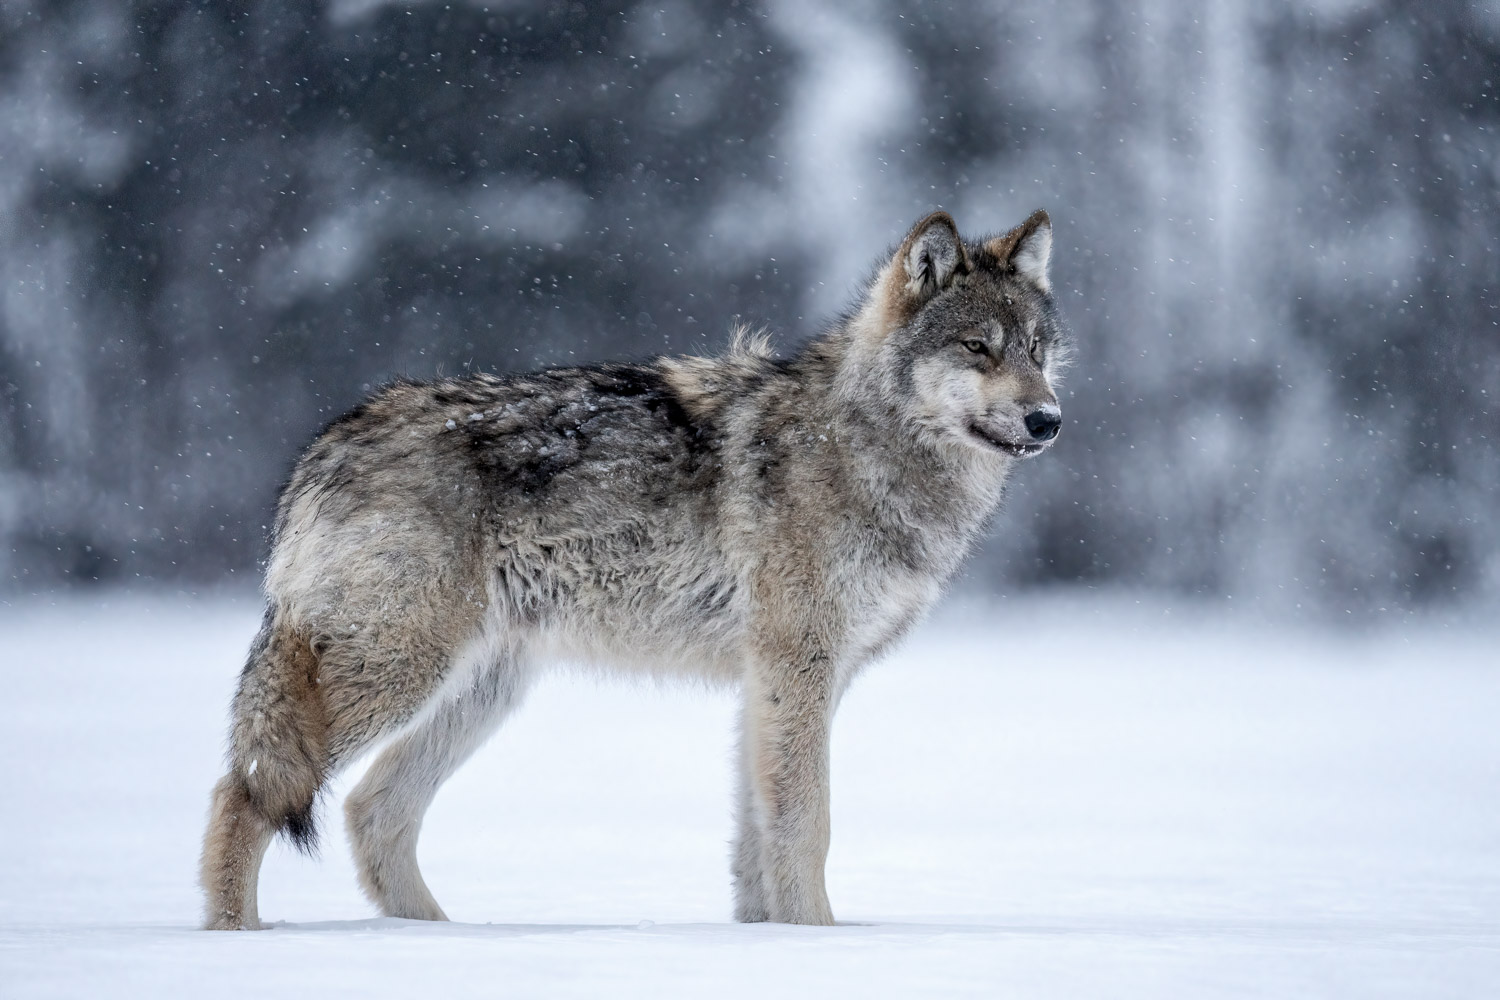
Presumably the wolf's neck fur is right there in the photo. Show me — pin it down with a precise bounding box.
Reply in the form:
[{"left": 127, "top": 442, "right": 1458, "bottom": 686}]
[
  {"left": 756, "top": 318, "right": 1011, "bottom": 576},
  {"left": 664, "top": 312, "right": 1013, "bottom": 576}
]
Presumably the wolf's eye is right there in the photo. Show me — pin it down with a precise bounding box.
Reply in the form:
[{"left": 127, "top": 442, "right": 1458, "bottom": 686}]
[
  {"left": 961, "top": 339, "right": 988, "bottom": 355},
  {"left": 1028, "top": 335, "right": 1042, "bottom": 360}
]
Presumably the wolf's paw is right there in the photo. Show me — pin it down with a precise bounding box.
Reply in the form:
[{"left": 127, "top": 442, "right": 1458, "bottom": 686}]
[
  {"left": 770, "top": 895, "right": 835, "bottom": 926},
  {"left": 733, "top": 899, "right": 771, "bottom": 923}
]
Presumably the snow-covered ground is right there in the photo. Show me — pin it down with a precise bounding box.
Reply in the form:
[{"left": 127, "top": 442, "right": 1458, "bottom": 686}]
[{"left": 1, "top": 593, "right": 1496, "bottom": 998}]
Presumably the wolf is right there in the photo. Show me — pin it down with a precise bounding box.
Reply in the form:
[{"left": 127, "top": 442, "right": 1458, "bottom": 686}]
[{"left": 200, "top": 208, "right": 1071, "bottom": 929}]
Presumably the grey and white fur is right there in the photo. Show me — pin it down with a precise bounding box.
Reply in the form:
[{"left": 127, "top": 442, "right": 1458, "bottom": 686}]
[{"left": 200, "top": 208, "right": 1072, "bottom": 929}]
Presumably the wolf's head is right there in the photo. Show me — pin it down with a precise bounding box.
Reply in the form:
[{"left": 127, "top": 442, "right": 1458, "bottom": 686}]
[{"left": 841, "top": 209, "right": 1072, "bottom": 461}]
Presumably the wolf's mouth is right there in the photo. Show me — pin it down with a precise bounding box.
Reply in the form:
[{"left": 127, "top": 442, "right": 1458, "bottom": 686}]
[{"left": 967, "top": 421, "right": 1048, "bottom": 458}]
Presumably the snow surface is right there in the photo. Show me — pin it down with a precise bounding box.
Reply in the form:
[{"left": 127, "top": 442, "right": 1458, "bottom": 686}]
[{"left": 1, "top": 593, "right": 1497, "bottom": 998}]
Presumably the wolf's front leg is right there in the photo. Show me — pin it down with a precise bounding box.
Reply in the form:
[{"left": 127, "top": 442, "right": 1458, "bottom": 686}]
[
  {"left": 740, "top": 650, "right": 836, "bottom": 926},
  {"left": 731, "top": 709, "right": 770, "bottom": 922}
]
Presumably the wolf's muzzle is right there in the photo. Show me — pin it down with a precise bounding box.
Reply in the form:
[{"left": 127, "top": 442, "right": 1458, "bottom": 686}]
[{"left": 1024, "top": 406, "right": 1062, "bottom": 442}]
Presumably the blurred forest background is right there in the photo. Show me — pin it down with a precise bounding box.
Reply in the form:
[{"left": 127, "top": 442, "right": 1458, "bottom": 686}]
[{"left": 1, "top": 0, "right": 1496, "bottom": 617}]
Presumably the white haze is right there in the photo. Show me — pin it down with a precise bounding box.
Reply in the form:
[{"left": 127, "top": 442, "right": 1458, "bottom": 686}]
[{"left": 1, "top": 594, "right": 1496, "bottom": 997}]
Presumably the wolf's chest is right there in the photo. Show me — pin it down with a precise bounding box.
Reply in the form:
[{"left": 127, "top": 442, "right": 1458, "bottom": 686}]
[{"left": 839, "top": 561, "right": 945, "bottom": 654}]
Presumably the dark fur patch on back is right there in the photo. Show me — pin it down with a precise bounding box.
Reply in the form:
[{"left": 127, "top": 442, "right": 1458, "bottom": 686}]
[
  {"left": 461, "top": 363, "right": 719, "bottom": 499},
  {"left": 586, "top": 366, "right": 702, "bottom": 436}
]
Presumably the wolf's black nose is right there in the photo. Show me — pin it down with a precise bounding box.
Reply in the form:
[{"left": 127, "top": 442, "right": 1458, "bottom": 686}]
[{"left": 1024, "top": 407, "right": 1061, "bottom": 441}]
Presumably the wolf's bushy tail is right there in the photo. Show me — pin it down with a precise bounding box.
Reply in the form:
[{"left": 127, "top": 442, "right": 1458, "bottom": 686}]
[{"left": 226, "top": 615, "right": 330, "bottom": 853}]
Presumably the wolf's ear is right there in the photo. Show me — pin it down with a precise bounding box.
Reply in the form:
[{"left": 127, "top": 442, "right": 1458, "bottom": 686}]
[
  {"left": 986, "top": 209, "right": 1052, "bottom": 293},
  {"left": 897, "top": 211, "right": 971, "bottom": 306}
]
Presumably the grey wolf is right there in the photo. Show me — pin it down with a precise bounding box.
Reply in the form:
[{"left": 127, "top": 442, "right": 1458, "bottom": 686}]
[{"left": 200, "top": 208, "right": 1071, "bottom": 928}]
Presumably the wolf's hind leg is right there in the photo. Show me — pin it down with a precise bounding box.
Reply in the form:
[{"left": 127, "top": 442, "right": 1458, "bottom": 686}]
[
  {"left": 202, "top": 618, "right": 327, "bottom": 930},
  {"left": 345, "top": 652, "right": 527, "bottom": 920},
  {"left": 201, "top": 774, "right": 276, "bottom": 930}
]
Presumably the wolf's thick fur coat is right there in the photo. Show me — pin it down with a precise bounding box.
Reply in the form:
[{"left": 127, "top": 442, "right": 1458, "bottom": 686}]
[{"left": 200, "top": 209, "right": 1070, "bottom": 928}]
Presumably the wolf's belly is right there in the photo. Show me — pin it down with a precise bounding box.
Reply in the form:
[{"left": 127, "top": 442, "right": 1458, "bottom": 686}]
[{"left": 485, "top": 524, "right": 750, "bottom": 683}]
